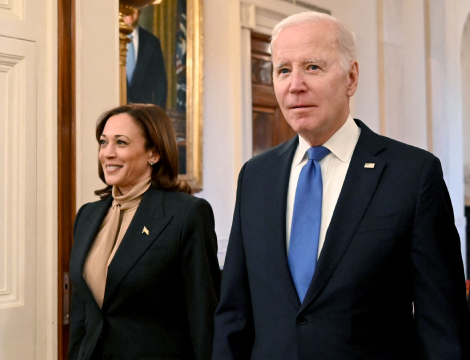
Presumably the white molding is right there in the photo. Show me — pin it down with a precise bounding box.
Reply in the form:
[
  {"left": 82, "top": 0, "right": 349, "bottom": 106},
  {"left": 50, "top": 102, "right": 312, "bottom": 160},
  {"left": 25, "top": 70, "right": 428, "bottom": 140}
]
[
  {"left": 242, "top": 0, "right": 310, "bottom": 17},
  {"left": 0, "top": 35, "right": 39, "bottom": 360},
  {"left": 0, "top": 0, "right": 58, "bottom": 357},
  {"left": 0, "top": 42, "right": 29, "bottom": 309},
  {"left": 240, "top": 3, "right": 256, "bottom": 30},
  {"left": 240, "top": 27, "right": 253, "bottom": 163},
  {"left": 35, "top": 0, "right": 58, "bottom": 358},
  {"left": 0, "top": 0, "right": 24, "bottom": 21}
]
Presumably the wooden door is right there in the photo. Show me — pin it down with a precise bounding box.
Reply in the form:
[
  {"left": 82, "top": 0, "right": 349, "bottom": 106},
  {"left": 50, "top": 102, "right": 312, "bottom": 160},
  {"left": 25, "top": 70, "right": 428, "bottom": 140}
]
[
  {"left": 58, "top": 0, "right": 76, "bottom": 358},
  {"left": 251, "top": 32, "right": 295, "bottom": 156}
]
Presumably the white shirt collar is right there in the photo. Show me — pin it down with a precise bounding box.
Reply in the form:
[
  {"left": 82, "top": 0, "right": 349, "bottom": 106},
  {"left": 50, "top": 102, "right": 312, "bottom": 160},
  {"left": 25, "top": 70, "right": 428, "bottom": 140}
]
[
  {"left": 293, "top": 115, "right": 360, "bottom": 166},
  {"left": 132, "top": 26, "right": 139, "bottom": 39}
]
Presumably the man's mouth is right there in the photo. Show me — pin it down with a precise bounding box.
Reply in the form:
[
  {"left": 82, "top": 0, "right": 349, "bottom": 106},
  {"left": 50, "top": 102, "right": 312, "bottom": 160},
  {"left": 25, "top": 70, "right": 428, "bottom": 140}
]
[{"left": 290, "top": 105, "right": 315, "bottom": 109}]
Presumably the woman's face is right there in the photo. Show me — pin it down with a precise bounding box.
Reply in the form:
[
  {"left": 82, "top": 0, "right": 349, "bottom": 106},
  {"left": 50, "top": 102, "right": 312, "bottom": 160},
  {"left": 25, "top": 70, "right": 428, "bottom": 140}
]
[{"left": 99, "top": 113, "right": 159, "bottom": 195}]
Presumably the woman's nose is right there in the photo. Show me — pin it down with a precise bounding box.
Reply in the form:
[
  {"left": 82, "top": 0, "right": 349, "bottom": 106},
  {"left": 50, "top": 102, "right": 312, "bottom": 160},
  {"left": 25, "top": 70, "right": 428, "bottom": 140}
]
[{"left": 103, "top": 144, "right": 116, "bottom": 158}]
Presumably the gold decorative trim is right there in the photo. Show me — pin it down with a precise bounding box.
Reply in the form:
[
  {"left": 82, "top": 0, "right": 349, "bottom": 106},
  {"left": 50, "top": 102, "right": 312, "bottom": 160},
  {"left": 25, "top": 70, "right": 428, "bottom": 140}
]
[
  {"left": 182, "top": 0, "right": 204, "bottom": 192},
  {"left": 118, "top": 4, "right": 135, "bottom": 105}
]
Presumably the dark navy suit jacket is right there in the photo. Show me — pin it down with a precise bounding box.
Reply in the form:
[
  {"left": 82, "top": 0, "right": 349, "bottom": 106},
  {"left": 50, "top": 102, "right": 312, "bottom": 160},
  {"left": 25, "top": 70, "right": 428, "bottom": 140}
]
[
  {"left": 69, "top": 186, "right": 220, "bottom": 360},
  {"left": 213, "top": 120, "right": 470, "bottom": 360},
  {"left": 127, "top": 27, "right": 168, "bottom": 108}
]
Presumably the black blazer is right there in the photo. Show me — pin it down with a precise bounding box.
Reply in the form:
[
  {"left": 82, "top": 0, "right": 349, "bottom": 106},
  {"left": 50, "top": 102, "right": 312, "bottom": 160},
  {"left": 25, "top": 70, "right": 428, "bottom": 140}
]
[
  {"left": 69, "top": 186, "right": 220, "bottom": 360},
  {"left": 213, "top": 120, "right": 470, "bottom": 360},
  {"left": 127, "top": 27, "right": 168, "bottom": 108}
]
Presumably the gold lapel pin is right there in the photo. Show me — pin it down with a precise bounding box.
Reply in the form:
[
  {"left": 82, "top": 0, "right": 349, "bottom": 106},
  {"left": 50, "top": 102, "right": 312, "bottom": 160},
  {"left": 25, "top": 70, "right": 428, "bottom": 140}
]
[
  {"left": 364, "top": 163, "right": 375, "bottom": 169},
  {"left": 142, "top": 226, "right": 149, "bottom": 235}
]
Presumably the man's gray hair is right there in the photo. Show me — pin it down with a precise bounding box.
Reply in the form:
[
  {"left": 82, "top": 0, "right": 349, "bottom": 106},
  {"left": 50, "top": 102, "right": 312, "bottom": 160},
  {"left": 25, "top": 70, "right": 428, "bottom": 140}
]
[{"left": 271, "top": 11, "right": 357, "bottom": 72}]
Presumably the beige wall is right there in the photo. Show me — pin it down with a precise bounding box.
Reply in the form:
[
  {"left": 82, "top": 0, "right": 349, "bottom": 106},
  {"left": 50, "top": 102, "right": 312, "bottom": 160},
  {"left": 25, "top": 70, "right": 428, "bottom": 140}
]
[{"left": 75, "top": 0, "right": 120, "bottom": 208}]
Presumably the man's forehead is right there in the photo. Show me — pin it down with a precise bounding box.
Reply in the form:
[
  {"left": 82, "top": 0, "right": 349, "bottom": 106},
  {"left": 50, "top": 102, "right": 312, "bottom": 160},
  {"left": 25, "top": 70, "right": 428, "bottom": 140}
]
[
  {"left": 272, "top": 27, "right": 339, "bottom": 63},
  {"left": 272, "top": 22, "right": 338, "bottom": 48}
]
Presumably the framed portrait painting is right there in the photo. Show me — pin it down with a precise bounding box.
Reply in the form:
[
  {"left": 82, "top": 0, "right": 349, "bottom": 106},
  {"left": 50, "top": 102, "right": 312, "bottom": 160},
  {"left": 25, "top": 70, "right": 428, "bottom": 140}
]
[{"left": 122, "top": 0, "right": 203, "bottom": 192}]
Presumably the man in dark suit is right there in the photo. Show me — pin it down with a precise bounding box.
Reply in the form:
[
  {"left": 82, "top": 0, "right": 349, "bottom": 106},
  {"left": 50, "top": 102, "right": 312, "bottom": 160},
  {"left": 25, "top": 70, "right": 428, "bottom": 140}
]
[
  {"left": 212, "top": 11, "right": 470, "bottom": 360},
  {"left": 124, "top": 10, "right": 167, "bottom": 108}
]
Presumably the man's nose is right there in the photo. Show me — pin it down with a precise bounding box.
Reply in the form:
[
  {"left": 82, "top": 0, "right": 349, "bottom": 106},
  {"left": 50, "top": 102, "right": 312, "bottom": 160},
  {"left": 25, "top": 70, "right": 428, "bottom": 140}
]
[{"left": 289, "top": 70, "right": 307, "bottom": 93}]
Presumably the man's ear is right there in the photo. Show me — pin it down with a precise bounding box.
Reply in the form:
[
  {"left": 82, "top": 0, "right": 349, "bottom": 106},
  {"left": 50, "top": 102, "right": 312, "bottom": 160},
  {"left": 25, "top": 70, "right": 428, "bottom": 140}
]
[{"left": 346, "top": 61, "right": 359, "bottom": 97}]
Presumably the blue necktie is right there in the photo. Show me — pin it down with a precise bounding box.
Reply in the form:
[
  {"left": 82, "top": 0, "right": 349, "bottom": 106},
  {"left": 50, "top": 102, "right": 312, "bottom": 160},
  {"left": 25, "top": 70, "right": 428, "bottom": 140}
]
[
  {"left": 126, "top": 34, "right": 136, "bottom": 83},
  {"left": 288, "top": 146, "right": 330, "bottom": 302}
]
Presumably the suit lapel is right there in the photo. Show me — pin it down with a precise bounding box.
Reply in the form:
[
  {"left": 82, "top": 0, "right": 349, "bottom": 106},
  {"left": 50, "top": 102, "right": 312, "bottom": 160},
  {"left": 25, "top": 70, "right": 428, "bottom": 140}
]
[
  {"left": 264, "top": 137, "right": 302, "bottom": 305},
  {"left": 70, "top": 196, "right": 112, "bottom": 305},
  {"left": 103, "top": 186, "right": 172, "bottom": 307},
  {"left": 300, "top": 120, "right": 387, "bottom": 312}
]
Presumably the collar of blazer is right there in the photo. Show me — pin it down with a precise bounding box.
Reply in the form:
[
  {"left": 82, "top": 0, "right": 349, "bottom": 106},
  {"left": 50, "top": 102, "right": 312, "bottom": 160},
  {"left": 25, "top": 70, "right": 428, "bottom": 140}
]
[
  {"left": 298, "top": 119, "right": 387, "bottom": 312},
  {"left": 70, "top": 186, "right": 173, "bottom": 310}
]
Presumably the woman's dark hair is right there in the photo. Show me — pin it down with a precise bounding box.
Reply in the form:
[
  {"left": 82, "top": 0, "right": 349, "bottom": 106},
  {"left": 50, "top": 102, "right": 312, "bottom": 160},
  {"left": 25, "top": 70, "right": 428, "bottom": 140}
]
[{"left": 94, "top": 104, "right": 191, "bottom": 197}]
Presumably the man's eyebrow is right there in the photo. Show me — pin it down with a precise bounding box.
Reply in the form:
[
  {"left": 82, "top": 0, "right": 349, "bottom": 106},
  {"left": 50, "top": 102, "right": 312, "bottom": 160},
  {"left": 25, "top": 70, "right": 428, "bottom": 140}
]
[
  {"left": 274, "top": 59, "right": 326, "bottom": 70},
  {"left": 274, "top": 62, "right": 288, "bottom": 71},
  {"left": 305, "top": 59, "right": 326, "bottom": 65}
]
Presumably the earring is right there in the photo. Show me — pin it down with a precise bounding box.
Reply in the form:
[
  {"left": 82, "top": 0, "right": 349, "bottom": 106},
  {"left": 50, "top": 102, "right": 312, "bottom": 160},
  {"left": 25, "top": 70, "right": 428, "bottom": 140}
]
[{"left": 149, "top": 162, "right": 154, "bottom": 166}]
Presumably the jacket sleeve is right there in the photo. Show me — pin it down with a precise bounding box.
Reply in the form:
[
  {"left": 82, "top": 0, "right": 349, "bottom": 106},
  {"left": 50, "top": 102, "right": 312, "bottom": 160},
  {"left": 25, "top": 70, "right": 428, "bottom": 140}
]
[
  {"left": 212, "top": 164, "right": 255, "bottom": 360},
  {"left": 68, "top": 204, "right": 89, "bottom": 360},
  {"left": 181, "top": 197, "right": 221, "bottom": 360},
  {"left": 411, "top": 156, "right": 470, "bottom": 359}
]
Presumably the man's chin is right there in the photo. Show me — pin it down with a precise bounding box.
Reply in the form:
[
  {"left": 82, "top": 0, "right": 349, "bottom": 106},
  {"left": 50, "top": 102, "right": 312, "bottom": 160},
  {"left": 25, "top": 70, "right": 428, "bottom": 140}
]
[{"left": 287, "top": 121, "right": 318, "bottom": 136}]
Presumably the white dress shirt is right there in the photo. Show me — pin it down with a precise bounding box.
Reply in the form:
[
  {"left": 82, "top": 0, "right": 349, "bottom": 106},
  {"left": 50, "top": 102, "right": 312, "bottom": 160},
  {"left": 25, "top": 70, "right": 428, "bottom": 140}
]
[
  {"left": 286, "top": 115, "right": 361, "bottom": 256},
  {"left": 130, "top": 26, "right": 139, "bottom": 63}
]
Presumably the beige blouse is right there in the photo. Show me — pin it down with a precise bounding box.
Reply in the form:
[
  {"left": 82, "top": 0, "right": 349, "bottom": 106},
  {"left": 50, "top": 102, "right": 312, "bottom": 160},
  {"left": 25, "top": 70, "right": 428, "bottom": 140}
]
[{"left": 83, "top": 177, "right": 151, "bottom": 308}]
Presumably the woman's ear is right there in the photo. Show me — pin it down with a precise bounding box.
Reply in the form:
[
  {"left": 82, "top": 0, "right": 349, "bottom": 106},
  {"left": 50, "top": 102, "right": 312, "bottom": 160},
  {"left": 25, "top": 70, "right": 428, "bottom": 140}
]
[{"left": 148, "top": 149, "right": 160, "bottom": 165}]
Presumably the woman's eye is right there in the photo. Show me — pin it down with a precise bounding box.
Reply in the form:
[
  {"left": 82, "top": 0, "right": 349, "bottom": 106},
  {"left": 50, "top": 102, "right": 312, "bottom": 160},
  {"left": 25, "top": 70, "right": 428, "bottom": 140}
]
[
  {"left": 117, "top": 140, "right": 127, "bottom": 145},
  {"left": 99, "top": 140, "right": 107, "bottom": 146}
]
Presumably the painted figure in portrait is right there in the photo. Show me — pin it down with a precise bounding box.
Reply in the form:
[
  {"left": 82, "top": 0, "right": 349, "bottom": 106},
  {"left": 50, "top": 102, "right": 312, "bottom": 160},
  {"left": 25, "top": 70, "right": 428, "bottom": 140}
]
[{"left": 126, "top": 0, "right": 188, "bottom": 174}]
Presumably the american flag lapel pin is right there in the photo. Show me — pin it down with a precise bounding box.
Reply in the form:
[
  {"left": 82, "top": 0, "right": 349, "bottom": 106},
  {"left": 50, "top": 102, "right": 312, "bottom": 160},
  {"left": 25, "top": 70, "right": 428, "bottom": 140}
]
[{"left": 364, "top": 163, "right": 375, "bottom": 169}]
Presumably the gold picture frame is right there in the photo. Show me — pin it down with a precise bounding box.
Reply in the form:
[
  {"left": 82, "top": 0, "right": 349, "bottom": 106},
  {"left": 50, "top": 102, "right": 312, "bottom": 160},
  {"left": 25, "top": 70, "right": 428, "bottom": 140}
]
[
  {"left": 183, "top": 0, "right": 203, "bottom": 193},
  {"left": 119, "top": 0, "right": 204, "bottom": 192}
]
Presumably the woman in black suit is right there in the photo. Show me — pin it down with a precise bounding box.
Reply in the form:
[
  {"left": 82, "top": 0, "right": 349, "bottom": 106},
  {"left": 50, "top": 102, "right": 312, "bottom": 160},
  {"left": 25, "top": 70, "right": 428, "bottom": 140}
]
[{"left": 68, "top": 104, "right": 220, "bottom": 360}]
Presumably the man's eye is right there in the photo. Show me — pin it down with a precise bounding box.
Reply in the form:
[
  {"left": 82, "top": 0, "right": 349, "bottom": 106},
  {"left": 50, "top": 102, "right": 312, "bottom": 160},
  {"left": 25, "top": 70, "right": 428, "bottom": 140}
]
[
  {"left": 309, "top": 65, "right": 319, "bottom": 70},
  {"left": 279, "top": 68, "right": 290, "bottom": 74}
]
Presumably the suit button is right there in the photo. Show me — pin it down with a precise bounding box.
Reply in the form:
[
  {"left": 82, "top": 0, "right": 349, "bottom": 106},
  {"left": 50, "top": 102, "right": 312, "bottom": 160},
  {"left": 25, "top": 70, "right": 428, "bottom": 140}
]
[
  {"left": 297, "top": 316, "right": 307, "bottom": 325},
  {"left": 99, "top": 329, "right": 103, "bottom": 338}
]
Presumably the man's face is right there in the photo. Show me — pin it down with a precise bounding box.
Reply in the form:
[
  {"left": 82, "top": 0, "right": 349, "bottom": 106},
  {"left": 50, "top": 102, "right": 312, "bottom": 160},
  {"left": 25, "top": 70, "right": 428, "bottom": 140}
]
[
  {"left": 272, "top": 21, "right": 358, "bottom": 146},
  {"left": 124, "top": 11, "right": 139, "bottom": 28}
]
